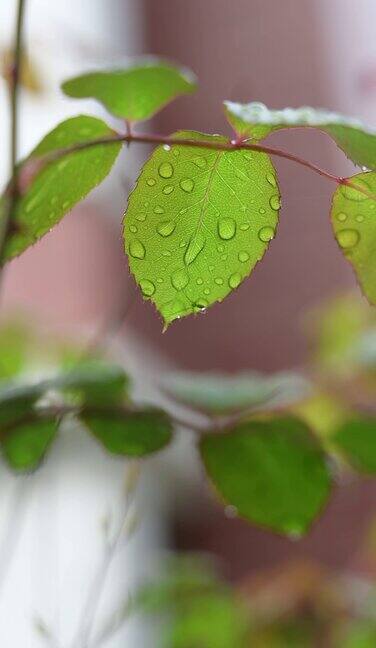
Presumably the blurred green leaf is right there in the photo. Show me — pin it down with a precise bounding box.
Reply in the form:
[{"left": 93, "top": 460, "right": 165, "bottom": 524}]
[
  {"left": 55, "top": 359, "right": 130, "bottom": 405},
  {"left": 340, "top": 621, "right": 376, "bottom": 648},
  {"left": 0, "top": 382, "right": 43, "bottom": 426},
  {"left": 333, "top": 418, "right": 376, "bottom": 473},
  {"left": 1, "top": 115, "right": 121, "bottom": 263},
  {"left": 161, "top": 370, "right": 310, "bottom": 415},
  {"left": 200, "top": 417, "right": 332, "bottom": 535},
  {"left": 224, "top": 102, "right": 376, "bottom": 169},
  {"left": 124, "top": 130, "right": 280, "bottom": 326},
  {"left": 1, "top": 417, "right": 57, "bottom": 471},
  {"left": 62, "top": 60, "right": 196, "bottom": 122},
  {"left": 331, "top": 172, "right": 376, "bottom": 305},
  {"left": 0, "top": 321, "right": 31, "bottom": 379},
  {"left": 81, "top": 407, "right": 173, "bottom": 456}
]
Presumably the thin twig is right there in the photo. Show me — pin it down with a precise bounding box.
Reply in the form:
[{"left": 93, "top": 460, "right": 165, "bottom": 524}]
[{"left": 0, "top": 0, "right": 26, "bottom": 266}]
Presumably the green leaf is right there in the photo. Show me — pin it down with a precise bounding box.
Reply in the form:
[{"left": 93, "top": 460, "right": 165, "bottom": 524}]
[
  {"left": 81, "top": 407, "right": 173, "bottom": 457},
  {"left": 333, "top": 418, "right": 376, "bottom": 473},
  {"left": 1, "top": 115, "right": 121, "bottom": 262},
  {"left": 0, "top": 321, "right": 31, "bottom": 379},
  {"left": 200, "top": 417, "right": 331, "bottom": 535},
  {"left": 55, "top": 360, "right": 130, "bottom": 405},
  {"left": 0, "top": 383, "right": 43, "bottom": 426},
  {"left": 331, "top": 172, "right": 376, "bottom": 304},
  {"left": 161, "top": 370, "right": 310, "bottom": 415},
  {"left": 124, "top": 131, "right": 280, "bottom": 326},
  {"left": 62, "top": 60, "right": 196, "bottom": 122},
  {"left": 224, "top": 102, "right": 376, "bottom": 169},
  {"left": 1, "top": 417, "right": 57, "bottom": 471}
]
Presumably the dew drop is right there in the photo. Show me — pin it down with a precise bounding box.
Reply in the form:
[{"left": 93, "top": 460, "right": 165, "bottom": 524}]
[
  {"left": 203, "top": 288, "right": 210, "bottom": 295},
  {"left": 163, "top": 185, "right": 174, "bottom": 195},
  {"left": 129, "top": 225, "right": 138, "bottom": 233},
  {"left": 217, "top": 244, "right": 224, "bottom": 253},
  {"left": 146, "top": 178, "right": 156, "bottom": 186},
  {"left": 129, "top": 240, "right": 146, "bottom": 259},
  {"left": 196, "top": 278, "right": 203, "bottom": 285},
  {"left": 163, "top": 144, "right": 171, "bottom": 152},
  {"left": 356, "top": 214, "right": 364, "bottom": 223},
  {"left": 171, "top": 268, "right": 189, "bottom": 290},
  {"left": 180, "top": 178, "right": 195, "bottom": 193},
  {"left": 195, "top": 298, "right": 208, "bottom": 309},
  {"left": 50, "top": 196, "right": 58, "bottom": 207},
  {"left": 136, "top": 212, "right": 147, "bottom": 222},
  {"left": 158, "top": 162, "right": 173, "bottom": 179},
  {"left": 337, "top": 228, "right": 360, "bottom": 249},
  {"left": 336, "top": 212, "right": 347, "bottom": 222},
  {"left": 266, "top": 173, "right": 277, "bottom": 187},
  {"left": 229, "top": 273, "right": 242, "bottom": 289},
  {"left": 238, "top": 251, "right": 249, "bottom": 262},
  {"left": 218, "top": 217, "right": 236, "bottom": 240},
  {"left": 215, "top": 277, "right": 223, "bottom": 285},
  {"left": 62, "top": 201, "right": 70, "bottom": 210},
  {"left": 162, "top": 250, "right": 171, "bottom": 257},
  {"left": 140, "top": 279, "right": 155, "bottom": 296},
  {"left": 258, "top": 226, "right": 275, "bottom": 242},
  {"left": 269, "top": 195, "right": 281, "bottom": 210},
  {"left": 157, "top": 220, "right": 176, "bottom": 237},
  {"left": 240, "top": 222, "right": 250, "bottom": 231},
  {"left": 154, "top": 205, "right": 165, "bottom": 214},
  {"left": 259, "top": 207, "right": 266, "bottom": 215},
  {"left": 173, "top": 148, "right": 180, "bottom": 158},
  {"left": 192, "top": 156, "right": 207, "bottom": 168},
  {"left": 25, "top": 196, "right": 39, "bottom": 213},
  {"left": 179, "top": 240, "right": 187, "bottom": 248},
  {"left": 225, "top": 505, "right": 238, "bottom": 519},
  {"left": 184, "top": 233, "right": 205, "bottom": 265},
  {"left": 157, "top": 277, "right": 163, "bottom": 284}
]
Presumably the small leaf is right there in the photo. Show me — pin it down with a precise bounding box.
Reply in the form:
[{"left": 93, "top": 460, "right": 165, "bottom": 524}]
[
  {"left": 62, "top": 60, "right": 196, "bottom": 122},
  {"left": 224, "top": 101, "right": 376, "bottom": 169},
  {"left": 81, "top": 407, "right": 173, "bottom": 457},
  {"left": 333, "top": 418, "right": 376, "bottom": 473},
  {"left": 1, "top": 115, "right": 121, "bottom": 263},
  {"left": 161, "top": 370, "right": 310, "bottom": 415},
  {"left": 1, "top": 417, "right": 57, "bottom": 471},
  {"left": 0, "top": 383, "right": 43, "bottom": 426},
  {"left": 124, "top": 131, "right": 280, "bottom": 326},
  {"left": 200, "top": 417, "right": 331, "bottom": 535},
  {"left": 55, "top": 360, "right": 130, "bottom": 405},
  {"left": 331, "top": 172, "right": 376, "bottom": 304},
  {"left": 0, "top": 321, "right": 31, "bottom": 379}
]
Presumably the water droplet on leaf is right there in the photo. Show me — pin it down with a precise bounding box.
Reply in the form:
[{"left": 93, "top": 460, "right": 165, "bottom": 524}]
[
  {"left": 146, "top": 178, "right": 155, "bottom": 187},
  {"left": 184, "top": 233, "right": 205, "bottom": 265},
  {"left": 163, "top": 185, "right": 174, "bottom": 195},
  {"left": 171, "top": 268, "right": 189, "bottom": 290},
  {"left": 229, "top": 273, "right": 242, "bottom": 289},
  {"left": 218, "top": 217, "right": 236, "bottom": 240},
  {"left": 269, "top": 195, "right": 281, "bottom": 210},
  {"left": 258, "top": 226, "right": 275, "bottom": 242},
  {"left": 158, "top": 162, "right": 173, "bottom": 179},
  {"left": 337, "top": 228, "right": 360, "bottom": 249},
  {"left": 140, "top": 279, "right": 155, "bottom": 296},
  {"left": 157, "top": 220, "right": 176, "bottom": 237},
  {"left": 180, "top": 178, "right": 195, "bottom": 193},
  {"left": 238, "top": 251, "right": 249, "bottom": 262},
  {"left": 129, "top": 240, "right": 146, "bottom": 259}
]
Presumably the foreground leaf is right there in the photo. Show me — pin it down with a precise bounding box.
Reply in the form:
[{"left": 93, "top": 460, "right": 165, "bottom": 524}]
[
  {"left": 224, "top": 102, "right": 376, "bottom": 169},
  {"left": 62, "top": 60, "right": 196, "bottom": 122},
  {"left": 200, "top": 417, "right": 331, "bottom": 535},
  {"left": 1, "top": 418, "right": 57, "bottom": 471},
  {"left": 331, "top": 172, "right": 376, "bottom": 304},
  {"left": 81, "top": 407, "right": 173, "bottom": 456},
  {"left": 333, "top": 418, "right": 376, "bottom": 473},
  {"left": 124, "top": 131, "right": 280, "bottom": 325},
  {"left": 1, "top": 115, "right": 121, "bottom": 262},
  {"left": 161, "top": 370, "right": 310, "bottom": 415}
]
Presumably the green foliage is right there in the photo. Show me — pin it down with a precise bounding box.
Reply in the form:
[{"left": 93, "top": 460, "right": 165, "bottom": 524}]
[
  {"left": 1, "top": 115, "right": 121, "bottom": 262},
  {"left": 200, "top": 417, "right": 332, "bottom": 535},
  {"left": 81, "top": 407, "right": 173, "bottom": 457},
  {"left": 0, "top": 321, "right": 31, "bottom": 379},
  {"left": 124, "top": 131, "right": 280, "bottom": 325},
  {"left": 1, "top": 418, "right": 57, "bottom": 471},
  {"left": 333, "top": 418, "right": 376, "bottom": 473},
  {"left": 331, "top": 173, "right": 376, "bottom": 305},
  {"left": 0, "top": 383, "right": 44, "bottom": 425},
  {"left": 161, "top": 370, "right": 310, "bottom": 415},
  {"left": 55, "top": 359, "right": 130, "bottom": 405},
  {"left": 224, "top": 102, "right": 376, "bottom": 169},
  {"left": 62, "top": 60, "right": 196, "bottom": 122}
]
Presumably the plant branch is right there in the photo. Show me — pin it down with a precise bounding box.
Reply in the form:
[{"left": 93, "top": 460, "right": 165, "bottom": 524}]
[{"left": 0, "top": 0, "right": 26, "bottom": 264}]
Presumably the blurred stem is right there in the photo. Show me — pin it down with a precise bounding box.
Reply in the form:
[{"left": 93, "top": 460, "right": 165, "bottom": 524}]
[{"left": 0, "top": 0, "right": 26, "bottom": 271}]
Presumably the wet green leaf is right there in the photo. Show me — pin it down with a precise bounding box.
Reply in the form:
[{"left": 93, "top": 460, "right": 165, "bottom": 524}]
[
  {"left": 1, "top": 417, "right": 57, "bottom": 471},
  {"left": 200, "top": 417, "right": 331, "bottom": 535},
  {"left": 224, "top": 102, "right": 376, "bottom": 169},
  {"left": 81, "top": 407, "right": 173, "bottom": 456},
  {"left": 62, "top": 60, "right": 196, "bottom": 122},
  {"left": 161, "top": 370, "right": 310, "bottom": 415},
  {"left": 124, "top": 131, "right": 280, "bottom": 326},
  {"left": 1, "top": 115, "right": 121, "bottom": 263},
  {"left": 333, "top": 418, "right": 376, "bottom": 473},
  {"left": 331, "top": 172, "right": 376, "bottom": 305}
]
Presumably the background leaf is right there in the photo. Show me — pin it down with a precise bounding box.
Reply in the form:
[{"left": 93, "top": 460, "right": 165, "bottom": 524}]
[
  {"left": 333, "top": 418, "right": 376, "bottom": 473},
  {"left": 224, "top": 102, "right": 376, "bottom": 169},
  {"left": 1, "top": 417, "right": 57, "bottom": 471},
  {"left": 161, "top": 370, "right": 310, "bottom": 415},
  {"left": 55, "top": 359, "right": 130, "bottom": 405},
  {"left": 124, "top": 131, "right": 280, "bottom": 326},
  {"left": 1, "top": 115, "right": 121, "bottom": 262},
  {"left": 62, "top": 60, "right": 196, "bottom": 122},
  {"left": 200, "top": 417, "right": 332, "bottom": 535},
  {"left": 331, "top": 172, "right": 376, "bottom": 304},
  {"left": 81, "top": 407, "right": 173, "bottom": 457}
]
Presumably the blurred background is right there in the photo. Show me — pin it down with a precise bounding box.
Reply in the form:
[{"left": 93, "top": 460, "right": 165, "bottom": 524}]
[{"left": 1, "top": 0, "right": 376, "bottom": 645}]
